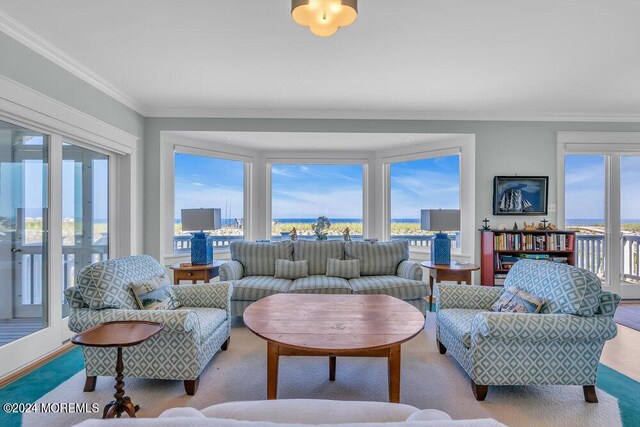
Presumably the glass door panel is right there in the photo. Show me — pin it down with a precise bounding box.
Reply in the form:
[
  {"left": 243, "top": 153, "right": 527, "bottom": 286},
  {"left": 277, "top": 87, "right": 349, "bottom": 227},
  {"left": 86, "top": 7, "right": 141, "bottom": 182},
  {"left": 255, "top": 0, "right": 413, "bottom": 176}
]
[
  {"left": 0, "top": 120, "right": 48, "bottom": 345},
  {"left": 565, "top": 155, "right": 606, "bottom": 280},
  {"left": 61, "top": 143, "right": 109, "bottom": 317},
  {"left": 621, "top": 156, "right": 640, "bottom": 284}
]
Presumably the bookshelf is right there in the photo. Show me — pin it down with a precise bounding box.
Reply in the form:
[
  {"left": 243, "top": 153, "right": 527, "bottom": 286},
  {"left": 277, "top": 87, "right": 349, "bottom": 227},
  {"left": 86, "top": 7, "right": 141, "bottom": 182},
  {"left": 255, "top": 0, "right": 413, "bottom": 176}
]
[{"left": 480, "top": 229, "right": 576, "bottom": 286}]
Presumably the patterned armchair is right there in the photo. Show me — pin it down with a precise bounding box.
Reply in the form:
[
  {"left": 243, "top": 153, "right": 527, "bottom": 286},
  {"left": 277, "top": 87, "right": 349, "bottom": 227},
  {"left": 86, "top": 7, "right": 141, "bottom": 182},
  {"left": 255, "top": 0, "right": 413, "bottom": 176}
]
[
  {"left": 435, "top": 260, "right": 619, "bottom": 402},
  {"left": 64, "top": 255, "right": 233, "bottom": 396}
]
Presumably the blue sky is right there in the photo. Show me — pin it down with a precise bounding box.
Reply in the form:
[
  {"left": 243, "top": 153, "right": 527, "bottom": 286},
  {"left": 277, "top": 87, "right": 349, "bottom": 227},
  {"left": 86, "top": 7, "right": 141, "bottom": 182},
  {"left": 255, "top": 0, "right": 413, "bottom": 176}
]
[
  {"left": 175, "top": 154, "right": 461, "bottom": 221},
  {"left": 173, "top": 153, "right": 640, "bottom": 222},
  {"left": 565, "top": 155, "right": 640, "bottom": 220}
]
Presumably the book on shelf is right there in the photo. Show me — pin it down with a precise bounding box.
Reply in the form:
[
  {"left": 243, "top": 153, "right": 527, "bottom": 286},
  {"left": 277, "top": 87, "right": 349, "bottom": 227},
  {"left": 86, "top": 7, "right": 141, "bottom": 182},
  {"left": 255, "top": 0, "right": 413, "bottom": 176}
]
[{"left": 493, "top": 232, "right": 574, "bottom": 252}]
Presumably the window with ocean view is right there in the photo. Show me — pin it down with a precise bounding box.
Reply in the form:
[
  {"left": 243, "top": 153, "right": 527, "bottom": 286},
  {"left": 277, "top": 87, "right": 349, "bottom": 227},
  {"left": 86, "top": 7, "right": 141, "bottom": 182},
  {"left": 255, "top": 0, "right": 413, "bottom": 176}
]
[
  {"left": 565, "top": 155, "right": 606, "bottom": 280},
  {"left": 271, "top": 164, "right": 363, "bottom": 240},
  {"left": 390, "top": 155, "right": 460, "bottom": 249},
  {"left": 621, "top": 156, "right": 640, "bottom": 284},
  {"left": 174, "top": 153, "right": 245, "bottom": 253}
]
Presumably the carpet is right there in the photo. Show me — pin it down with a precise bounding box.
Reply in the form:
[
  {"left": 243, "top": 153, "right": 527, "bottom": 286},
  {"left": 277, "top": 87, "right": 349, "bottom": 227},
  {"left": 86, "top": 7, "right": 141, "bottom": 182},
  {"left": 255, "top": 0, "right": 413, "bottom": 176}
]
[
  {"left": 614, "top": 305, "right": 640, "bottom": 332},
  {"left": 24, "top": 314, "right": 622, "bottom": 427}
]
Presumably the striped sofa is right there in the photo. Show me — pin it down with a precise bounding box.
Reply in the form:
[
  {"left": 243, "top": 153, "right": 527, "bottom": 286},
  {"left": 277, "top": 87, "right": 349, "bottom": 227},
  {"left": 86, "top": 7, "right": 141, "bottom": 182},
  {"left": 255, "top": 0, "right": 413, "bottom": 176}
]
[{"left": 220, "top": 240, "right": 428, "bottom": 316}]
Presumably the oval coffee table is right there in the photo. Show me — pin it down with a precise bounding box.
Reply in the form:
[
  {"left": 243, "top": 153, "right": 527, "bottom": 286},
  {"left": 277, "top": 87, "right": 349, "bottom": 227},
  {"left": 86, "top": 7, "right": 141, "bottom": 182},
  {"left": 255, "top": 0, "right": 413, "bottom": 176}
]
[{"left": 243, "top": 294, "right": 425, "bottom": 403}]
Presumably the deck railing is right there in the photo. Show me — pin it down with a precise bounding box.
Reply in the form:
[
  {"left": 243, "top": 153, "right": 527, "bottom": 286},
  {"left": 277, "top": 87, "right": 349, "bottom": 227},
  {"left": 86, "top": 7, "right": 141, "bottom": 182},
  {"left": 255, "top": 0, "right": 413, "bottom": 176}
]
[
  {"left": 15, "top": 232, "right": 640, "bottom": 307},
  {"left": 172, "top": 232, "right": 460, "bottom": 253}
]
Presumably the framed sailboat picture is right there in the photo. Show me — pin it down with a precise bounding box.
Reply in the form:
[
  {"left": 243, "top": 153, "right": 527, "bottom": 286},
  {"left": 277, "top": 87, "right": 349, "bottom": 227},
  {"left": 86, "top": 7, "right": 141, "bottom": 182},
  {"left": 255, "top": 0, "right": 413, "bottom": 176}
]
[{"left": 493, "top": 176, "right": 548, "bottom": 215}]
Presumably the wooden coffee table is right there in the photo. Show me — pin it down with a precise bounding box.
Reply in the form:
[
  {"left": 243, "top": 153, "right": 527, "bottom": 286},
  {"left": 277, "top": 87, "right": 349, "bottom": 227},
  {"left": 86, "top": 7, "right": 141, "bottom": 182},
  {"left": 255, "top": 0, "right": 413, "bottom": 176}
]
[
  {"left": 243, "top": 294, "right": 425, "bottom": 403},
  {"left": 71, "top": 321, "right": 164, "bottom": 419}
]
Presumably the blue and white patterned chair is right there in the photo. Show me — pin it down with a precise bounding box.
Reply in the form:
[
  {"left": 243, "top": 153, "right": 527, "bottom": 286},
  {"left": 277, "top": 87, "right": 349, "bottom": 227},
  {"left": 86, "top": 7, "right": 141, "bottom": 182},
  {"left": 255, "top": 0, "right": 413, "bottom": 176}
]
[
  {"left": 64, "top": 255, "right": 233, "bottom": 396},
  {"left": 435, "top": 259, "right": 619, "bottom": 402}
]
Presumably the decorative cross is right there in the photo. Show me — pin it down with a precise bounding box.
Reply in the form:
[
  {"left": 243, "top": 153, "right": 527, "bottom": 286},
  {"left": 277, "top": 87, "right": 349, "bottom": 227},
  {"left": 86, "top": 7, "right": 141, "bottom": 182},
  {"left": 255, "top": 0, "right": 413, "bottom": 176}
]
[
  {"left": 541, "top": 219, "right": 549, "bottom": 229},
  {"left": 482, "top": 218, "right": 490, "bottom": 230}
]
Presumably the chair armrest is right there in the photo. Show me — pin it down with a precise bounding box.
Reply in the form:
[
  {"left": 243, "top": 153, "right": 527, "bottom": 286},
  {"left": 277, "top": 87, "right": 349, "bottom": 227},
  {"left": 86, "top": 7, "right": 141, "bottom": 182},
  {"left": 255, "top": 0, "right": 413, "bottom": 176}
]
[
  {"left": 220, "top": 261, "right": 244, "bottom": 281},
  {"left": 471, "top": 312, "right": 618, "bottom": 343},
  {"left": 68, "top": 307, "right": 199, "bottom": 335},
  {"left": 396, "top": 261, "right": 423, "bottom": 281},
  {"left": 437, "top": 283, "right": 503, "bottom": 310},
  {"left": 174, "top": 282, "right": 233, "bottom": 314},
  {"left": 595, "top": 291, "right": 621, "bottom": 318},
  {"left": 64, "top": 287, "right": 88, "bottom": 309}
]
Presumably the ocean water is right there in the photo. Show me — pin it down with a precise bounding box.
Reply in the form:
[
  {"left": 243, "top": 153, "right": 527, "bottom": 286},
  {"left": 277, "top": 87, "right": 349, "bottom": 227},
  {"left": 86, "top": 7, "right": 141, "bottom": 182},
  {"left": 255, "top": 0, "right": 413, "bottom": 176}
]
[
  {"left": 175, "top": 218, "right": 418, "bottom": 224},
  {"left": 567, "top": 219, "right": 640, "bottom": 225}
]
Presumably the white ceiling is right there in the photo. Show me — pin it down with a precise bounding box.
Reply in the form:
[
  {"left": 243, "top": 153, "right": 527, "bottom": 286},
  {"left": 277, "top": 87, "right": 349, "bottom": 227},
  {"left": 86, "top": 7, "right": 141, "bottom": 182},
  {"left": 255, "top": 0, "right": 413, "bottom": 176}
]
[
  {"left": 1, "top": 0, "right": 639, "bottom": 120},
  {"left": 168, "top": 131, "right": 455, "bottom": 151}
]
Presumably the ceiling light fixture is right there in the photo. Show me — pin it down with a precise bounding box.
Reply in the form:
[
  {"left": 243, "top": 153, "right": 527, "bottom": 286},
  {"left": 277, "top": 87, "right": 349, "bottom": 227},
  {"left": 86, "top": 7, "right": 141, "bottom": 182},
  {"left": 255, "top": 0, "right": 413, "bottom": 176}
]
[{"left": 292, "top": 0, "right": 357, "bottom": 37}]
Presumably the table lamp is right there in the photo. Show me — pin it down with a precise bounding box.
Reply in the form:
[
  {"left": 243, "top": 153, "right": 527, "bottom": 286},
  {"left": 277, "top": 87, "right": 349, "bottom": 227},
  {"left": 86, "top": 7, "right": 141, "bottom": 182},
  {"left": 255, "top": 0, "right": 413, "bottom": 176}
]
[
  {"left": 181, "top": 208, "right": 221, "bottom": 265},
  {"left": 421, "top": 209, "right": 460, "bottom": 265}
]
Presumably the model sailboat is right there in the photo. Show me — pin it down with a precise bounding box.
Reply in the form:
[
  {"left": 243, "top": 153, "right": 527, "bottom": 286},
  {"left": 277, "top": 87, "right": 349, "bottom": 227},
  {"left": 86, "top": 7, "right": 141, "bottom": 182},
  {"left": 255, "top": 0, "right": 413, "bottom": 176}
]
[{"left": 499, "top": 189, "right": 533, "bottom": 212}]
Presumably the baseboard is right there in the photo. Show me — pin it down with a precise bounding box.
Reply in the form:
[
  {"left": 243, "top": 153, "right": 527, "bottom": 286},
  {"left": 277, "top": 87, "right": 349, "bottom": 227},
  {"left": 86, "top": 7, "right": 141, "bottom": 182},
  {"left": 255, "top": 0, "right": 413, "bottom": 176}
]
[{"left": 0, "top": 341, "right": 74, "bottom": 388}]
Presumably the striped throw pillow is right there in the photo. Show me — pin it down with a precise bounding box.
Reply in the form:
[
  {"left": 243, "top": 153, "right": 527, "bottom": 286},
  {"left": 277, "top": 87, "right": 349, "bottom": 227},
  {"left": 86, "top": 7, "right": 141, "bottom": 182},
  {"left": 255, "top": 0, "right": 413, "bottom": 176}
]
[
  {"left": 326, "top": 258, "right": 360, "bottom": 279},
  {"left": 274, "top": 259, "right": 309, "bottom": 279}
]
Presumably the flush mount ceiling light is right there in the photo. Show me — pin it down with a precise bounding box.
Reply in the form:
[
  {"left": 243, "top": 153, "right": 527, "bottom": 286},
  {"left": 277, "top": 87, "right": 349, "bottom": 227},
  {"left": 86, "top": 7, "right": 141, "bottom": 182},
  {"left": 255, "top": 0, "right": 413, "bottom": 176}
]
[{"left": 292, "top": 0, "right": 358, "bottom": 37}]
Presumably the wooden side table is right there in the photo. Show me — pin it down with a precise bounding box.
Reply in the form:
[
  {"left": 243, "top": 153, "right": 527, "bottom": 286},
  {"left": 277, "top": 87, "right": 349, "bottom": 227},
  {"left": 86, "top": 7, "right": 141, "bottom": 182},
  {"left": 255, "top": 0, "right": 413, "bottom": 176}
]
[
  {"left": 420, "top": 261, "right": 480, "bottom": 312},
  {"left": 170, "top": 260, "right": 224, "bottom": 285},
  {"left": 71, "top": 321, "right": 164, "bottom": 419}
]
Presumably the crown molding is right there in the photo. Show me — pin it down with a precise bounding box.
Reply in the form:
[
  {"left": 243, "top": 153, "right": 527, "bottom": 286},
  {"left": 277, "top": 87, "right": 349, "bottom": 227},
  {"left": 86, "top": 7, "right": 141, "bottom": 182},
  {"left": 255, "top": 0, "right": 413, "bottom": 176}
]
[
  {"left": 146, "top": 107, "right": 640, "bottom": 122},
  {"left": 0, "top": 10, "right": 148, "bottom": 116},
  {"left": 0, "top": 74, "right": 139, "bottom": 153}
]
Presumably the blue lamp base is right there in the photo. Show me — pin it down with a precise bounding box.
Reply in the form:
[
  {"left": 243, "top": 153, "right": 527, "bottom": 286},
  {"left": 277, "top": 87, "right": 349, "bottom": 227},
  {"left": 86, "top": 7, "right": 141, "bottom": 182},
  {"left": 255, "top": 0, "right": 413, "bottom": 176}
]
[
  {"left": 190, "top": 232, "right": 214, "bottom": 265},
  {"left": 431, "top": 233, "right": 452, "bottom": 265}
]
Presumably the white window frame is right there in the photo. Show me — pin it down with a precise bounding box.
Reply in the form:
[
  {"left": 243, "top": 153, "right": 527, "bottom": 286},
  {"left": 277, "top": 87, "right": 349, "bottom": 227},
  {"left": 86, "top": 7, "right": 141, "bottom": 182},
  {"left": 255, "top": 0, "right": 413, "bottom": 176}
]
[
  {"left": 265, "top": 157, "right": 370, "bottom": 241},
  {"left": 162, "top": 134, "right": 256, "bottom": 262},
  {"left": 557, "top": 131, "right": 640, "bottom": 299},
  {"left": 0, "top": 75, "right": 139, "bottom": 378},
  {"left": 377, "top": 136, "right": 475, "bottom": 261}
]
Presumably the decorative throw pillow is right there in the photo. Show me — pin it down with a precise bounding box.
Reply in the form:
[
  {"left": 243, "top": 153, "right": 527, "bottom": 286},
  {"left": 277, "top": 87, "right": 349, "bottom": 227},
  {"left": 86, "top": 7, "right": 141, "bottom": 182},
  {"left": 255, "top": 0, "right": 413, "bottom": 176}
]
[
  {"left": 130, "top": 275, "right": 181, "bottom": 310},
  {"left": 274, "top": 259, "right": 309, "bottom": 279},
  {"left": 490, "top": 286, "right": 544, "bottom": 314},
  {"left": 326, "top": 258, "right": 360, "bottom": 279}
]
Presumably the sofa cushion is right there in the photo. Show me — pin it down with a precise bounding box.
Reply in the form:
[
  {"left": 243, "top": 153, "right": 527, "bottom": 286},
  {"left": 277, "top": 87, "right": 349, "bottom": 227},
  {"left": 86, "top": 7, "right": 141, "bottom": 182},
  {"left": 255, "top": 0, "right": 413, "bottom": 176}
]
[
  {"left": 76, "top": 255, "right": 165, "bottom": 310},
  {"left": 182, "top": 307, "right": 227, "bottom": 342},
  {"left": 437, "top": 308, "right": 483, "bottom": 348},
  {"left": 289, "top": 276, "right": 352, "bottom": 294},
  {"left": 293, "top": 240, "right": 345, "bottom": 275},
  {"left": 130, "top": 275, "right": 181, "bottom": 310},
  {"left": 231, "top": 241, "right": 293, "bottom": 276},
  {"left": 349, "top": 276, "right": 428, "bottom": 300},
  {"left": 232, "top": 276, "right": 292, "bottom": 301},
  {"left": 200, "top": 399, "right": 420, "bottom": 424},
  {"left": 344, "top": 241, "right": 409, "bottom": 276},
  {"left": 490, "top": 287, "right": 544, "bottom": 314},
  {"left": 326, "top": 258, "right": 360, "bottom": 279},
  {"left": 504, "top": 259, "right": 601, "bottom": 316},
  {"left": 274, "top": 259, "right": 308, "bottom": 279}
]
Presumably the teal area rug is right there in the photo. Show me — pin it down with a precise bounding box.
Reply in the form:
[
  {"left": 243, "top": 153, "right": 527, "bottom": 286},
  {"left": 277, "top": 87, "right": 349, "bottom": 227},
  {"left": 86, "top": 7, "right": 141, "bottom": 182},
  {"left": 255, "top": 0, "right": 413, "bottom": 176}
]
[
  {"left": 0, "top": 347, "right": 84, "bottom": 427},
  {"left": 2, "top": 344, "right": 640, "bottom": 426},
  {"left": 597, "top": 364, "right": 640, "bottom": 427}
]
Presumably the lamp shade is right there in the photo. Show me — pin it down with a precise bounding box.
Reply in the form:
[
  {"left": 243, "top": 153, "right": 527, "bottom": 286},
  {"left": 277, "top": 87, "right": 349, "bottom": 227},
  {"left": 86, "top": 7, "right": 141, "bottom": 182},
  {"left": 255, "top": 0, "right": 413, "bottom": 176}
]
[
  {"left": 421, "top": 209, "right": 460, "bottom": 231},
  {"left": 181, "top": 208, "right": 221, "bottom": 232}
]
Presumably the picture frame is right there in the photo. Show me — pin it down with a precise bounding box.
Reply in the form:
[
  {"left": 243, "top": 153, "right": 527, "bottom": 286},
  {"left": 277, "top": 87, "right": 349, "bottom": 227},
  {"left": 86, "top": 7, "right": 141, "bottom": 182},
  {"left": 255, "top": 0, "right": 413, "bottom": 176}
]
[{"left": 493, "top": 176, "right": 549, "bottom": 215}]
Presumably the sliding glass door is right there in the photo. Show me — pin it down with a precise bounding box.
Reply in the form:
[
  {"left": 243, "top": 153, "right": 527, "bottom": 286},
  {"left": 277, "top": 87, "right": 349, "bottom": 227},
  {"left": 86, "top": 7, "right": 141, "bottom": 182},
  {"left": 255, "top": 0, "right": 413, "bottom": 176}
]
[
  {"left": 0, "top": 121, "right": 48, "bottom": 346},
  {"left": 621, "top": 156, "right": 640, "bottom": 284},
  {"left": 61, "top": 142, "right": 110, "bottom": 317}
]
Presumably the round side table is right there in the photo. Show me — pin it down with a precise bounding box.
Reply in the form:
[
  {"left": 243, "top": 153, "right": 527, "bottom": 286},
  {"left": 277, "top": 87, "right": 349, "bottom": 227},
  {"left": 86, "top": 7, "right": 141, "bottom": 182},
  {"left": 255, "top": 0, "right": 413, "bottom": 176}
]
[
  {"left": 71, "top": 321, "right": 164, "bottom": 419},
  {"left": 420, "top": 261, "right": 480, "bottom": 312}
]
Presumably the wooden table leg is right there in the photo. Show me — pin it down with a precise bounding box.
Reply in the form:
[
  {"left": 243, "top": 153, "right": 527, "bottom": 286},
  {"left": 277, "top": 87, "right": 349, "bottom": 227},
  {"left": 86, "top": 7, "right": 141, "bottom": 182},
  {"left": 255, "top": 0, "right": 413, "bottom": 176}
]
[
  {"left": 267, "top": 342, "right": 279, "bottom": 399},
  {"left": 329, "top": 356, "right": 336, "bottom": 381},
  {"left": 464, "top": 271, "right": 472, "bottom": 284},
  {"left": 103, "top": 346, "right": 138, "bottom": 419},
  {"left": 429, "top": 275, "right": 434, "bottom": 312},
  {"left": 388, "top": 345, "right": 401, "bottom": 403}
]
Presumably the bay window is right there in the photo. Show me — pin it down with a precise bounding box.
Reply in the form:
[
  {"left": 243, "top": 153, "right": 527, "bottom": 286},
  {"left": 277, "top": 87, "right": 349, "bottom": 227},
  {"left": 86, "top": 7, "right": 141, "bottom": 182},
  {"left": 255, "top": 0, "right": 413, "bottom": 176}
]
[
  {"left": 270, "top": 164, "right": 364, "bottom": 240},
  {"left": 173, "top": 153, "right": 245, "bottom": 253}
]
